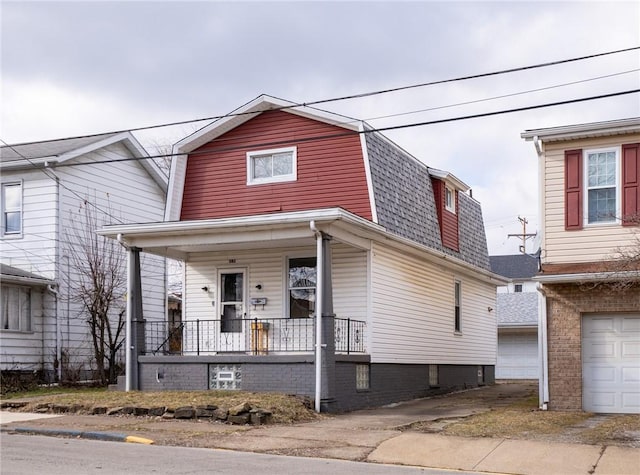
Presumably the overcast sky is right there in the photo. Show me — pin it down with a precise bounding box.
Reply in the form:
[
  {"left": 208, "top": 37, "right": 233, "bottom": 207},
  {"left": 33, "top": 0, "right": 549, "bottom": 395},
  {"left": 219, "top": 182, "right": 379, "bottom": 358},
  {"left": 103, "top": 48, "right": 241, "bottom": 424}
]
[{"left": 2, "top": 1, "right": 639, "bottom": 256}]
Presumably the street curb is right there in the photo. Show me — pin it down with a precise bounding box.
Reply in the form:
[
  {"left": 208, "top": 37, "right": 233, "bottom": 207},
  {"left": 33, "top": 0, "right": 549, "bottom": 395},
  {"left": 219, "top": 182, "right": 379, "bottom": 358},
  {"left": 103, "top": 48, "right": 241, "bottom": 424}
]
[{"left": 12, "top": 427, "right": 154, "bottom": 445}]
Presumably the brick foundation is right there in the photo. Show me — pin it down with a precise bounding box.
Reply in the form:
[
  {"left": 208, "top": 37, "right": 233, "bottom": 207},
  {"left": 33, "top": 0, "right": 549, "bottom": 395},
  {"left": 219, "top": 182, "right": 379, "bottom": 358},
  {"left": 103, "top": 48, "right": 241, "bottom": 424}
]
[{"left": 542, "top": 282, "right": 640, "bottom": 411}]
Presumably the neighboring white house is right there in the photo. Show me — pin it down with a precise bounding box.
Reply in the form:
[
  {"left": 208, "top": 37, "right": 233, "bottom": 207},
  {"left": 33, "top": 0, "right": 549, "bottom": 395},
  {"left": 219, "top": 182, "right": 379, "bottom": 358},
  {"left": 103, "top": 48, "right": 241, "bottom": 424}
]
[
  {"left": 0, "top": 132, "right": 167, "bottom": 382},
  {"left": 489, "top": 254, "right": 539, "bottom": 380}
]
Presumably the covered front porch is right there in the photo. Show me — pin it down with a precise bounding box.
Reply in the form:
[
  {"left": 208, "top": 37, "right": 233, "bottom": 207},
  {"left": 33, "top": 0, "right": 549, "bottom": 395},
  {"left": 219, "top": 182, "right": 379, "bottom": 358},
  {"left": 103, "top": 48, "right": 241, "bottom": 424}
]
[{"left": 100, "top": 208, "right": 377, "bottom": 411}]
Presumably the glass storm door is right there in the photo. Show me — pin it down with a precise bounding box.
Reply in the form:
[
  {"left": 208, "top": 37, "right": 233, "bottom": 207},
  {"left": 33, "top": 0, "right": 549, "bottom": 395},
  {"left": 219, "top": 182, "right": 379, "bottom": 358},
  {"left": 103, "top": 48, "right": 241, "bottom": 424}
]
[{"left": 220, "top": 271, "right": 245, "bottom": 335}]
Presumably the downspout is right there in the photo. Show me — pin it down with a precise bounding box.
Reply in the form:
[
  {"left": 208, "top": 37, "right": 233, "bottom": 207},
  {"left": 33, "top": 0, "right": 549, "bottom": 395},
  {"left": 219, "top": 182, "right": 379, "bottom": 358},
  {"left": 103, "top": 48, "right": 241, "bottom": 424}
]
[
  {"left": 310, "top": 221, "right": 323, "bottom": 413},
  {"left": 47, "top": 284, "right": 61, "bottom": 382},
  {"left": 533, "top": 135, "right": 549, "bottom": 410},
  {"left": 537, "top": 283, "right": 549, "bottom": 410},
  {"left": 54, "top": 176, "right": 62, "bottom": 382},
  {"left": 117, "top": 233, "right": 132, "bottom": 392}
]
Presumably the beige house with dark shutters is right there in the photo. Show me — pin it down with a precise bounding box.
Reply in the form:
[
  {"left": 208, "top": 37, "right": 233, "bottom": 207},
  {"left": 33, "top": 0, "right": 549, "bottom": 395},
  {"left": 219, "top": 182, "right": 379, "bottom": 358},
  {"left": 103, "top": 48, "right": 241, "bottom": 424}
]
[{"left": 522, "top": 118, "right": 640, "bottom": 414}]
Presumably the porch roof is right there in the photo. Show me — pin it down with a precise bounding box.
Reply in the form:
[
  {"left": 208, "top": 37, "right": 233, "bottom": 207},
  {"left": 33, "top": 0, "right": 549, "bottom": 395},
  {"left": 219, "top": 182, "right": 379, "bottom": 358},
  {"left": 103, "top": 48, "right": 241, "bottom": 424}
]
[{"left": 99, "top": 207, "right": 507, "bottom": 285}]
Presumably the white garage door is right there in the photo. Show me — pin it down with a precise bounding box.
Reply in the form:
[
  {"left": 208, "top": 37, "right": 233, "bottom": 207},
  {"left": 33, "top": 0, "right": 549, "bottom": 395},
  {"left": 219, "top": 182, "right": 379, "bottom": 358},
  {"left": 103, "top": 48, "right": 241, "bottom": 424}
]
[
  {"left": 496, "top": 332, "right": 538, "bottom": 379},
  {"left": 583, "top": 314, "right": 640, "bottom": 414}
]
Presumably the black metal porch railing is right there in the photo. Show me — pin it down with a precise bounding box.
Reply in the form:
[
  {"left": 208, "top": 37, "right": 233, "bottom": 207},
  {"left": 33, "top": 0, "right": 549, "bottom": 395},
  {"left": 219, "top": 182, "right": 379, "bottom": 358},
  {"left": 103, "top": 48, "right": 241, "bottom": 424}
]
[{"left": 142, "top": 317, "right": 366, "bottom": 356}]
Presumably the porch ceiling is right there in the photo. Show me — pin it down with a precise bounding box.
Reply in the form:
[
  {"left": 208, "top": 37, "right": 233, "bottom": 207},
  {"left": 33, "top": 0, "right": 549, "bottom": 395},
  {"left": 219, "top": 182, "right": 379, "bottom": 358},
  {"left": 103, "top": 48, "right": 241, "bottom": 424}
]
[{"left": 98, "top": 208, "right": 377, "bottom": 260}]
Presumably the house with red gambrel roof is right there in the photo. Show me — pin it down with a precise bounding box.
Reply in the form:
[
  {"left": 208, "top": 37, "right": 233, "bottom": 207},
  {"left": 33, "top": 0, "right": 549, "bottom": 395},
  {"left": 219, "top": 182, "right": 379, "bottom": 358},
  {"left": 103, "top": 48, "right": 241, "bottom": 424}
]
[{"left": 101, "top": 95, "right": 504, "bottom": 412}]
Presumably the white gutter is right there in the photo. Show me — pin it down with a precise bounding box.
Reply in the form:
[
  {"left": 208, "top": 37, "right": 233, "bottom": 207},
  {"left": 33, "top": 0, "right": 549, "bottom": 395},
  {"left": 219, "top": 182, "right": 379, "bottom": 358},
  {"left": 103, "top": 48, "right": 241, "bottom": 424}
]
[
  {"left": 533, "top": 270, "right": 639, "bottom": 284},
  {"left": 536, "top": 283, "right": 549, "bottom": 410},
  {"left": 310, "top": 220, "right": 323, "bottom": 413}
]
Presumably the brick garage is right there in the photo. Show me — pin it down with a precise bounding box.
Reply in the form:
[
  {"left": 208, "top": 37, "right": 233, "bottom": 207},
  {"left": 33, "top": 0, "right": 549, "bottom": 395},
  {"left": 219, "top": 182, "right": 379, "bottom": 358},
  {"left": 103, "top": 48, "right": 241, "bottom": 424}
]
[{"left": 542, "top": 282, "right": 640, "bottom": 411}]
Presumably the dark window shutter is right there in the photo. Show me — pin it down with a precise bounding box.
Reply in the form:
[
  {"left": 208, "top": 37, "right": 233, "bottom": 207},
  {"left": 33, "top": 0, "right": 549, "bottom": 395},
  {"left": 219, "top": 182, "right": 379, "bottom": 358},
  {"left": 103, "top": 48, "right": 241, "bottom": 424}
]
[
  {"left": 622, "top": 143, "right": 640, "bottom": 226},
  {"left": 565, "top": 149, "right": 583, "bottom": 230}
]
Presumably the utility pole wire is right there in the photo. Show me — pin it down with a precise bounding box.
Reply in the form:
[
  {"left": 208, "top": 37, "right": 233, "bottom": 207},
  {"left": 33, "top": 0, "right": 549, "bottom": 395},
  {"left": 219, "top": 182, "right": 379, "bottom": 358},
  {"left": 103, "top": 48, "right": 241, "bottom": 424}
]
[
  {"left": 17, "top": 87, "right": 640, "bottom": 168},
  {"left": 3, "top": 45, "right": 638, "bottom": 147}
]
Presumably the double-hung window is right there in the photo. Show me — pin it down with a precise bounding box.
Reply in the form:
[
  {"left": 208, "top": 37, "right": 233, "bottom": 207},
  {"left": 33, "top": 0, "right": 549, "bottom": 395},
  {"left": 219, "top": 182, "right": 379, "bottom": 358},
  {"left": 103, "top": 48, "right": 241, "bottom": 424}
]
[
  {"left": 288, "top": 257, "right": 316, "bottom": 318},
  {"left": 247, "top": 146, "right": 297, "bottom": 185},
  {"left": 445, "top": 186, "right": 456, "bottom": 213},
  {"left": 2, "top": 182, "right": 22, "bottom": 236},
  {"left": 1, "top": 285, "right": 31, "bottom": 332},
  {"left": 586, "top": 148, "right": 618, "bottom": 224}
]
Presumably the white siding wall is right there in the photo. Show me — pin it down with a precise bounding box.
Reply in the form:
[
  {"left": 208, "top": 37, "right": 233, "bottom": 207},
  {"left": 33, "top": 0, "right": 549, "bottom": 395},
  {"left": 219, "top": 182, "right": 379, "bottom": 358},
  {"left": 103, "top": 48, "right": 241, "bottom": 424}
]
[
  {"left": 370, "top": 243, "right": 497, "bottom": 365},
  {"left": 542, "top": 133, "right": 640, "bottom": 265},
  {"left": 0, "top": 170, "right": 57, "bottom": 279},
  {"left": 54, "top": 142, "right": 166, "bottom": 369},
  {"left": 183, "top": 244, "right": 368, "bottom": 352},
  {"left": 497, "top": 280, "right": 537, "bottom": 294},
  {"left": 0, "top": 287, "right": 47, "bottom": 371},
  {"left": 1, "top": 141, "right": 166, "bottom": 374}
]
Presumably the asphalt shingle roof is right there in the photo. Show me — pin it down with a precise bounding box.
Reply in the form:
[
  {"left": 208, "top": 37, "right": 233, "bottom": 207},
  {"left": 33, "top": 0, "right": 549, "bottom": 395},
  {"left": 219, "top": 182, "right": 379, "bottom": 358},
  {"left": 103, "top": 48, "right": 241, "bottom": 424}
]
[
  {"left": 490, "top": 254, "right": 539, "bottom": 279},
  {"left": 365, "top": 130, "right": 490, "bottom": 270},
  {"left": 0, "top": 133, "right": 120, "bottom": 162},
  {"left": 1, "top": 263, "right": 53, "bottom": 284},
  {"left": 496, "top": 292, "right": 538, "bottom": 326}
]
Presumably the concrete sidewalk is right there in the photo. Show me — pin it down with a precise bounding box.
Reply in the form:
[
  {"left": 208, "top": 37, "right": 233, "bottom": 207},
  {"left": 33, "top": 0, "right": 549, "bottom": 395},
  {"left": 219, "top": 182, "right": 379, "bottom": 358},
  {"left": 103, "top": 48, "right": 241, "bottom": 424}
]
[
  {"left": 368, "top": 433, "right": 639, "bottom": 475},
  {"left": 3, "top": 410, "right": 638, "bottom": 475},
  {"left": 2, "top": 383, "right": 639, "bottom": 475}
]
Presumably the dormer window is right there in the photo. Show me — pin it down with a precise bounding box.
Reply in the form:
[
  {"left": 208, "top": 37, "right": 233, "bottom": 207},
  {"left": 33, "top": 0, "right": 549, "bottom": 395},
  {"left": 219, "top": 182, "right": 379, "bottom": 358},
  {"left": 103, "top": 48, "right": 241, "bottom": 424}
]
[
  {"left": 445, "top": 186, "right": 456, "bottom": 213},
  {"left": 247, "top": 146, "right": 297, "bottom": 185}
]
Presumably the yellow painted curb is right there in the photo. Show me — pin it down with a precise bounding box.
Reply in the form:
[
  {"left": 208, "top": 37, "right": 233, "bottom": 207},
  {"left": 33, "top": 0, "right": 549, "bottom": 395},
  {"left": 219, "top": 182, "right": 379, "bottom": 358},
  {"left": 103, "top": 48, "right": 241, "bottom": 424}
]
[{"left": 125, "top": 435, "right": 154, "bottom": 445}]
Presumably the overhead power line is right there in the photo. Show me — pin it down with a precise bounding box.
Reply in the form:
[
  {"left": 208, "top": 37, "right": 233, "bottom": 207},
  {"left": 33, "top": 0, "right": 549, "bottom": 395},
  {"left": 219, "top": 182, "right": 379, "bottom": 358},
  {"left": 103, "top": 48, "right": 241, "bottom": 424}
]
[
  {"left": 2, "top": 45, "right": 638, "bottom": 147},
  {"left": 0, "top": 139, "right": 125, "bottom": 224},
  {"left": 22, "top": 87, "right": 640, "bottom": 169}
]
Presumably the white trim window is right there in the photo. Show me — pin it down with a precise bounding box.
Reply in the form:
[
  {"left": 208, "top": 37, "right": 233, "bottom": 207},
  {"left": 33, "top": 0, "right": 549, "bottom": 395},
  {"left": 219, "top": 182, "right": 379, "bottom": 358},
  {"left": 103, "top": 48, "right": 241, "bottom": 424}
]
[
  {"left": 1, "top": 182, "right": 22, "bottom": 236},
  {"left": 1, "top": 285, "right": 31, "bottom": 332},
  {"left": 445, "top": 185, "right": 456, "bottom": 213},
  {"left": 585, "top": 148, "right": 619, "bottom": 225},
  {"left": 247, "top": 146, "right": 297, "bottom": 185},
  {"left": 287, "top": 256, "right": 316, "bottom": 318}
]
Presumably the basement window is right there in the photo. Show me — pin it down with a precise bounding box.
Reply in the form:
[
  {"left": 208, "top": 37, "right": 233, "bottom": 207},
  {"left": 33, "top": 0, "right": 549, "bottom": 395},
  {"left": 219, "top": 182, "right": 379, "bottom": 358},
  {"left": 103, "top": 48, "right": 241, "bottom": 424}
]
[
  {"left": 356, "top": 364, "right": 370, "bottom": 391},
  {"left": 429, "top": 365, "right": 439, "bottom": 387}
]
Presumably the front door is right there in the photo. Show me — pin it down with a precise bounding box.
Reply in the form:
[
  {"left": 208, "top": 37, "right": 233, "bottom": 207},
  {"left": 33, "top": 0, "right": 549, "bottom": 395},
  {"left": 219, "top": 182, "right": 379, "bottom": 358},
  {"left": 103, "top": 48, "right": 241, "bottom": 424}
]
[{"left": 219, "top": 270, "right": 246, "bottom": 351}]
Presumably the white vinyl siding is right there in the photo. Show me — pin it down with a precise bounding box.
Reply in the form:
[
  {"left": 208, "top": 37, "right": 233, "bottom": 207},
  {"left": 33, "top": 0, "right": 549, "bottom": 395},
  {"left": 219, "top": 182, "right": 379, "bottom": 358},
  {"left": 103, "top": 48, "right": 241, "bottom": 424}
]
[
  {"left": 0, "top": 141, "right": 166, "bottom": 373},
  {"left": 185, "top": 245, "right": 368, "bottom": 322},
  {"left": 541, "top": 133, "right": 640, "bottom": 265},
  {"left": 369, "top": 243, "right": 496, "bottom": 365},
  {"left": 55, "top": 143, "right": 167, "bottom": 364},
  {"left": 0, "top": 287, "right": 49, "bottom": 371}
]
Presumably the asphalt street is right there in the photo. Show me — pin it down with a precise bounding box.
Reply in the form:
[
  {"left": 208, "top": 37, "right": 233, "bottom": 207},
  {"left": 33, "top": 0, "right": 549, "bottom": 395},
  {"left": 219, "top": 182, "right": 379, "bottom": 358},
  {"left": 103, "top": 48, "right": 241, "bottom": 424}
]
[{"left": 0, "top": 433, "right": 491, "bottom": 475}]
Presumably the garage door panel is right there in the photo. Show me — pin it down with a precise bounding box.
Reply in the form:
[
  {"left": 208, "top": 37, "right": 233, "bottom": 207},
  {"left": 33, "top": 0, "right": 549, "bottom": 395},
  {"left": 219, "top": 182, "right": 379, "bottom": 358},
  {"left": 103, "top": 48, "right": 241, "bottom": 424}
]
[
  {"left": 622, "top": 393, "right": 640, "bottom": 409},
  {"left": 496, "top": 332, "right": 538, "bottom": 380},
  {"left": 583, "top": 314, "right": 640, "bottom": 414},
  {"left": 622, "top": 367, "right": 640, "bottom": 383},
  {"left": 585, "top": 317, "right": 615, "bottom": 333},
  {"left": 588, "top": 391, "right": 617, "bottom": 411},
  {"left": 588, "top": 342, "right": 616, "bottom": 359},
  {"left": 589, "top": 366, "right": 616, "bottom": 383},
  {"left": 622, "top": 317, "right": 640, "bottom": 333},
  {"left": 622, "top": 341, "right": 640, "bottom": 357}
]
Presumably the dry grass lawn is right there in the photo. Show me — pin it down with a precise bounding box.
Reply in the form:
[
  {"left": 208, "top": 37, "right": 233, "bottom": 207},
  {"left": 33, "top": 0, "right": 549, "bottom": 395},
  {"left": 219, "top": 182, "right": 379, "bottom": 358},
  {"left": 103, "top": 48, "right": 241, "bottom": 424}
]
[{"left": 3, "top": 388, "right": 321, "bottom": 424}]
